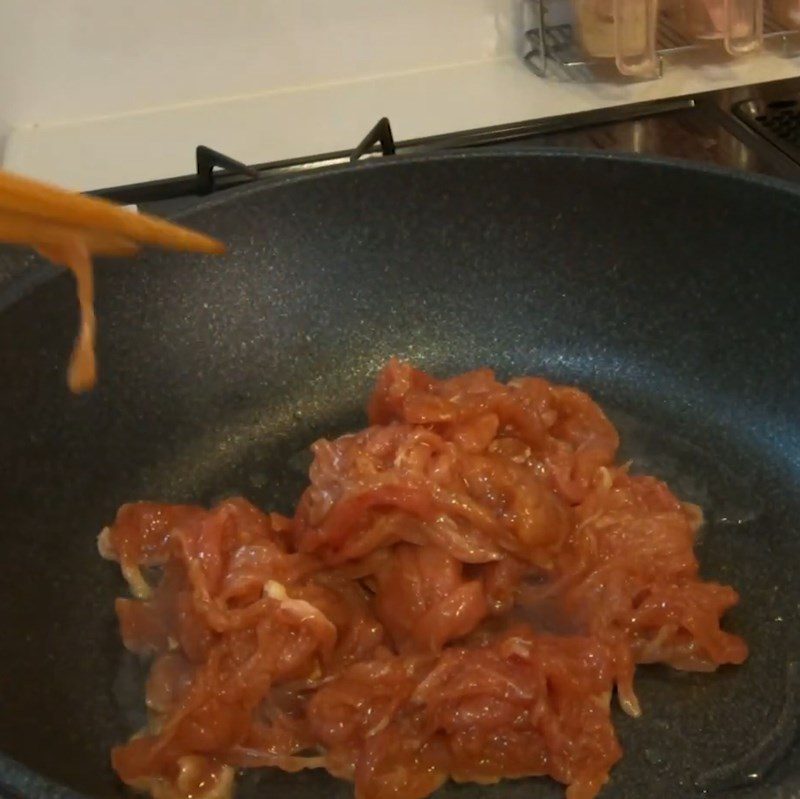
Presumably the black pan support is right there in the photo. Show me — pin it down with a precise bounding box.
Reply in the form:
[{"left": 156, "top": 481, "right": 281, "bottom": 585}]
[{"left": 0, "top": 151, "right": 799, "bottom": 799}]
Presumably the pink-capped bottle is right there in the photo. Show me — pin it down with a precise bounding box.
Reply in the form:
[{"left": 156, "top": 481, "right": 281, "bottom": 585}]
[
  {"left": 575, "top": 0, "right": 661, "bottom": 77},
  {"left": 770, "top": 0, "right": 800, "bottom": 28},
  {"left": 668, "top": 0, "right": 763, "bottom": 53}
]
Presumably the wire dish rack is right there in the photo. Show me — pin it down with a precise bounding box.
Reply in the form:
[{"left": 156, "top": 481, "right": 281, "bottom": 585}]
[{"left": 523, "top": 0, "right": 800, "bottom": 81}]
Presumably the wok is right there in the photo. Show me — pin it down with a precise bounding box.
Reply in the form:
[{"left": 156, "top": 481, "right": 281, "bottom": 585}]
[{"left": 0, "top": 151, "right": 798, "bottom": 799}]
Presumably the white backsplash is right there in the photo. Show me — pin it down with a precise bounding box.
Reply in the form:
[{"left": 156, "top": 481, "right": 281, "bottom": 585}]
[
  {"left": 0, "top": 0, "right": 517, "bottom": 141},
  {"left": 2, "top": 0, "right": 799, "bottom": 190}
]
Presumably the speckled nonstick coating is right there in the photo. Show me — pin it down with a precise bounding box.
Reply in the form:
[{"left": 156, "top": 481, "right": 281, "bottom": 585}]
[{"left": 0, "top": 151, "right": 798, "bottom": 799}]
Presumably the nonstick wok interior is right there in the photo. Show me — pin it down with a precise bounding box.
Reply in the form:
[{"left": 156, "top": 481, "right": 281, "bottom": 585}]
[{"left": 0, "top": 152, "right": 799, "bottom": 799}]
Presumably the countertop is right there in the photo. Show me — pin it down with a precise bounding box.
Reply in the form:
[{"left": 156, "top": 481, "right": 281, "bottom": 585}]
[{"left": 4, "top": 54, "right": 800, "bottom": 193}]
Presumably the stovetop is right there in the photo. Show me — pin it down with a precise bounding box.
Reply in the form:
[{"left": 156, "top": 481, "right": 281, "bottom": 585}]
[
  {"left": 123, "top": 76, "right": 800, "bottom": 215},
  {"left": 2, "top": 75, "right": 800, "bottom": 294}
]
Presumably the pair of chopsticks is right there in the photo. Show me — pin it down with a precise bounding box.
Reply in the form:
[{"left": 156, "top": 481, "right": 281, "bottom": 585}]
[
  {"left": 0, "top": 169, "right": 225, "bottom": 257},
  {"left": 0, "top": 168, "right": 226, "bottom": 393}
]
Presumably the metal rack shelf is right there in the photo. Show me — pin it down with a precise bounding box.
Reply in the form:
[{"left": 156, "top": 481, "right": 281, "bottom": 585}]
[{"left": 523, "top": 0, "right": 800, "bottom": 81}]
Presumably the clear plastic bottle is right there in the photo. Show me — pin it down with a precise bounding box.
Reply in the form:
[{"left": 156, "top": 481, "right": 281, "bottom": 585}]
[
  {"left": 770, "top": 0, "right": 800, "bottom": 28},
  {"left": 667, "top": 0, "right": 763, "bottom": 53},
  {"left": 575, "top": 0, "right": 660, "bottom": 76}
]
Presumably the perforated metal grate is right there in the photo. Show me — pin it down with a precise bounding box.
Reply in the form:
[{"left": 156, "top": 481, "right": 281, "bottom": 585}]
[{"left": 734, "top": 97, "right": 800, "bottom": 164}]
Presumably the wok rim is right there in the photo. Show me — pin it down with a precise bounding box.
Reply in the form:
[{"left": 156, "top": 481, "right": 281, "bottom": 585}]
[{"left": 5, "top": 147, "right": 800, "bottom": 316}]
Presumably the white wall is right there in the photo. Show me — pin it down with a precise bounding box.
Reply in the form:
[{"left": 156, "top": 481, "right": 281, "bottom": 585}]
[
  {"left": 5, "top": 0, "right": 799, "bottom": 191},
  {"left": 0, "top": 0, "right": 516, "bottom": 141}
]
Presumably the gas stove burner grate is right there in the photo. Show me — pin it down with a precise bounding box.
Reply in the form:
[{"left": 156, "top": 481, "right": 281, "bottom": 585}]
[{"left": 94, "top": 118, "right": 398, "bottom": 205}]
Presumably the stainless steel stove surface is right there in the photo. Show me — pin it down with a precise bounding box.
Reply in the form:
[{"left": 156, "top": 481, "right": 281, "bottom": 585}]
[{"left": 1, "top": 76, "right": 800, "bottom": 295}]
